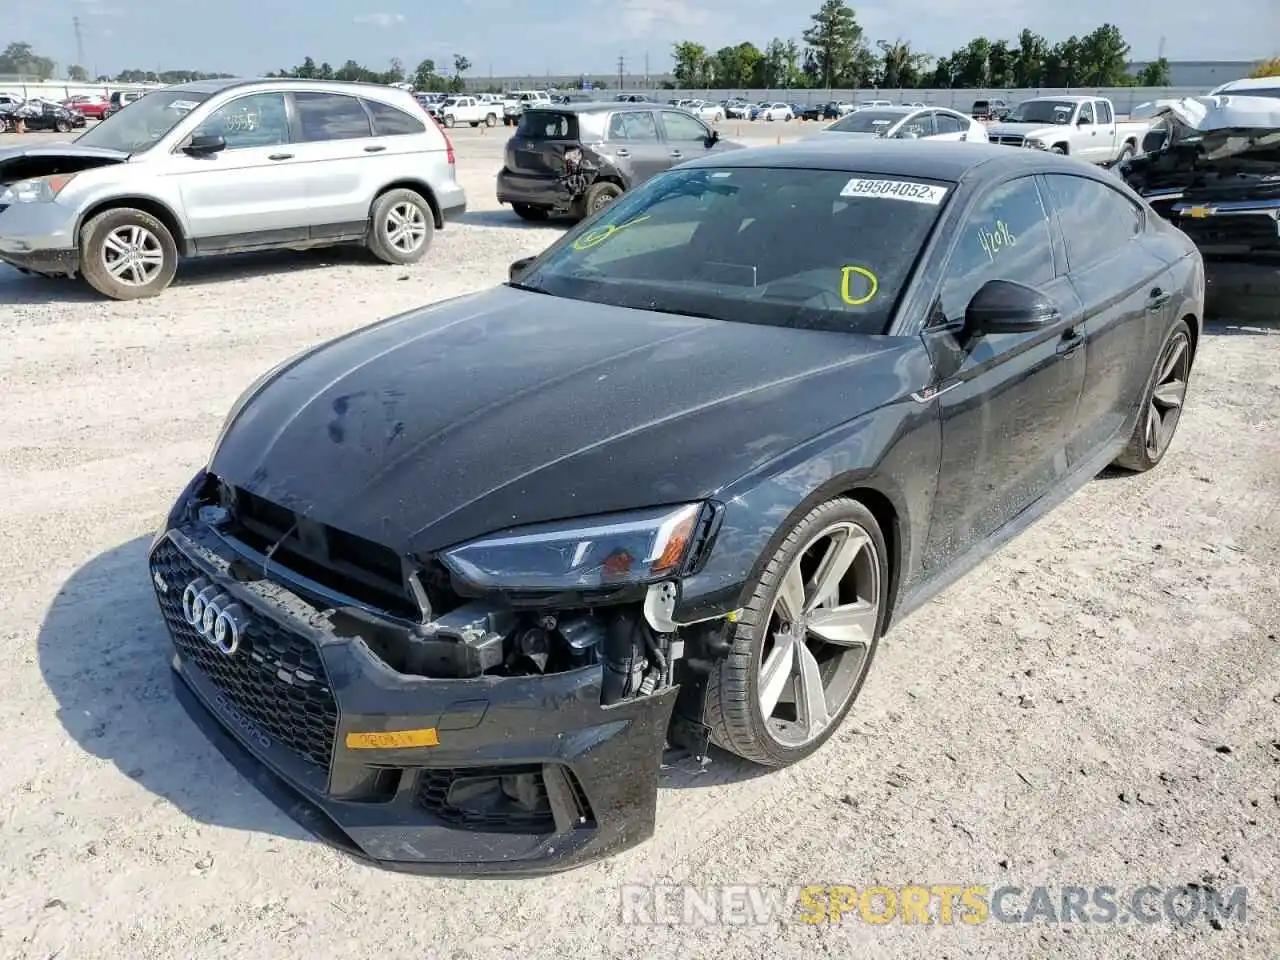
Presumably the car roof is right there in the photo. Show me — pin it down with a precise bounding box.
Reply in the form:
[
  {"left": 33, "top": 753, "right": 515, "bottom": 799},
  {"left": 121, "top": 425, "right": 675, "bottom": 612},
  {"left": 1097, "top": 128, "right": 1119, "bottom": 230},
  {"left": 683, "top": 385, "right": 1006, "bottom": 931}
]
[
  {"left": 1211, "top": 76, "right": 1280, "bottom": 93},
  {"left": 679, "top": 138, "right": 1096, "bottom": 184},
  {"left": 159, "top": 77, "right": 415, "bottom": 97}
]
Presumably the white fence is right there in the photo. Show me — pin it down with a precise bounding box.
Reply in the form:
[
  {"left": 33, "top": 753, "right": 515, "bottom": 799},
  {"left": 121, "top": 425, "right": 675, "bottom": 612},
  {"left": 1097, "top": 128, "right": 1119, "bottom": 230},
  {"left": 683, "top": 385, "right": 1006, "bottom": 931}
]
[{"left": 0, "top": 80, "right": 166, "bottom": 100}]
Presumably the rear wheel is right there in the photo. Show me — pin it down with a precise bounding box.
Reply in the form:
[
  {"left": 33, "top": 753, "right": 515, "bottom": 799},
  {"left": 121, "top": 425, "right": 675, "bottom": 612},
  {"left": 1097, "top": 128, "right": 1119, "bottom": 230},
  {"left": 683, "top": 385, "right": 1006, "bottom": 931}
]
[
  {"left": 573, "top": 181, "right": 623, "bottom": 220},
  {"left": 55, "top": 119, "right": 72, "bottom": 133},
  {"left": 443, "top": 115, "right": 455, "bottom": 128},
  {"left": 485, "top": 113, "right": 497, "bottom": 127},
  {"left": 705, "top": 497, "right": 888, "bottom": 767},
  {"left": 1112, "top": 319, "right": 1192, "bottom": 472},
  {"left": 79, "top": 208, "right": 178, "bottom": 300},
  {"left": 366, "top": 189, "right": 433, "bottom": 265},
  {"left": 512, "top": 204, "right": 549, "bottom": 222}
]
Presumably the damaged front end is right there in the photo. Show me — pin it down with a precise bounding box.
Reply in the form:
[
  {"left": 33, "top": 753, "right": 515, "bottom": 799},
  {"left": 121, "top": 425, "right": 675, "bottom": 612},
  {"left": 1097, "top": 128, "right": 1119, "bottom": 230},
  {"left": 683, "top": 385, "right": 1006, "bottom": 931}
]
[
  {"left": 148, "top": 470, "right": 732, "bottom": 875},
  {"left": 1122, "top": 96, "right": 1280, "bottom": 260}
]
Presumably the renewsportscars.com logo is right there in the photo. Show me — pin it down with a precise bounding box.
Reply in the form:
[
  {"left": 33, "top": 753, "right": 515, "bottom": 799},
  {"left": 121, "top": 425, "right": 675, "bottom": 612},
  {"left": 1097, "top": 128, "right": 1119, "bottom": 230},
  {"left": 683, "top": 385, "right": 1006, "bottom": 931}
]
[{"left": 619, "top": 883, "right": 1249, "bottom": 927}]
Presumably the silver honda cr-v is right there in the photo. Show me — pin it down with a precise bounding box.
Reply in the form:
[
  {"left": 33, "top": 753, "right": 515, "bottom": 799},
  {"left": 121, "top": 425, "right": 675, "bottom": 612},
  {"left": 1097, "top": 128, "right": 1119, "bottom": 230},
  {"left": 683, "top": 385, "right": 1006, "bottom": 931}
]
[{"left": 0, "top": 78, "right": 467, "bottom": 300}]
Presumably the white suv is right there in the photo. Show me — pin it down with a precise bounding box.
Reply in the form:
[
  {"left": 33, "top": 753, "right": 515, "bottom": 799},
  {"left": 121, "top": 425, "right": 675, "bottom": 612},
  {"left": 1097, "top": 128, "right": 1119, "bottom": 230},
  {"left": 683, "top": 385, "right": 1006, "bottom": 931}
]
[{"left": 0, "top": 78, "right": 467, "bottom": 300}]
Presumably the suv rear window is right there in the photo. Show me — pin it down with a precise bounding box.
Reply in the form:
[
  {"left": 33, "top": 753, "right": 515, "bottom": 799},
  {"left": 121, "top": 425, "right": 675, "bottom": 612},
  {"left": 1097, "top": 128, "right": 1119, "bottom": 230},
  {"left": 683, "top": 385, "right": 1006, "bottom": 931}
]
[{"left": 516, "top": 110, "right": 578, "bottom": 139}]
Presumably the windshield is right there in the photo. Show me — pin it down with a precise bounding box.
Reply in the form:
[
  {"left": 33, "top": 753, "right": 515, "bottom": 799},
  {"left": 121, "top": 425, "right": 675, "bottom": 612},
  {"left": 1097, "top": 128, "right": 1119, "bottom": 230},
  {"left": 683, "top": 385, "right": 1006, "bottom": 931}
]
[
  {"left": 1006, "top": 100, "right": 1076, "bottom": 124},
  {"left": 76, "top": 90, "right": 211, "bottom": 152},
  {"left": 827, "top": 109, "right": 906, "bottom": 134},
  {"left": 515, "top": 166, "right": 952, "bottom": 335}
]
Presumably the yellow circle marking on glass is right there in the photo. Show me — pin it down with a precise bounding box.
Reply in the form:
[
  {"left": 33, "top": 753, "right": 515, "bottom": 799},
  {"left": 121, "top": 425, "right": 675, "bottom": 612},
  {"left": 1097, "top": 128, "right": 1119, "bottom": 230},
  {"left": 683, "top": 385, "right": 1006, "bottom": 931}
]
[
  {"left": 572, "top": 214, "right": 651, "bottom": 251},
  {"left": 841, "top": 265, "right": 879, "bottom": 305}
]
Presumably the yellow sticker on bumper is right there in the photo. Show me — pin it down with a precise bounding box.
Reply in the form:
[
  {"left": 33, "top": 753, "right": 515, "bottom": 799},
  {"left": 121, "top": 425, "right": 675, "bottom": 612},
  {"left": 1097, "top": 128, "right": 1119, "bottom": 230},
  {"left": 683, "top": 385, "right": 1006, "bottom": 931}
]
[
  {"left": 345, "top": 727, "right": 440, "bottom": 749},
  {"left": 1185, "top": 206, "right": 1212, "bottom": 218}
]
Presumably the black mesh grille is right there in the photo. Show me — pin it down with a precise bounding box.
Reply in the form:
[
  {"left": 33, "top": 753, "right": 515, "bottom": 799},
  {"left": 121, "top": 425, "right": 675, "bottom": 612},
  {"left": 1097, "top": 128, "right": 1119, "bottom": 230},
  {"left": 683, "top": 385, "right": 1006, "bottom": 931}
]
[
  {"left": 1175, "top": 214, "right": 1280, "bottom": 252},
  {"left": 151, "top": 539, "right": 339, "bottom": 773},
  {"left": 415, "top": 765, "right": 557, "bottom": 834}
]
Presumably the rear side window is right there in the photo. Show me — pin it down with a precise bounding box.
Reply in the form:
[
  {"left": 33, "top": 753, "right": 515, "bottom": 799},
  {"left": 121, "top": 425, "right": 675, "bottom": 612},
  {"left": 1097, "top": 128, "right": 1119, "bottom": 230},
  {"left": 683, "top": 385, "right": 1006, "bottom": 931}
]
[
  {"left": 294, "top": 91, "right": 373, "bottom": 142},
  {"left": 364, "top": 98, "right": 426, "bottom": 136},
  {"left": 934, "top": 112, "right": 964, "bottom": 134},
  {"left": 608, "top": 111, "right": 658, "bottom": 141},
  {"left": 516, "top": 110, "right": 577, "bottom": 139},
  {"left": 1043, "top": 174, "right": 1142, "bottom": 271},
  {"left": 1096, "top": 100, "right": 1113, "bottom": 123}
]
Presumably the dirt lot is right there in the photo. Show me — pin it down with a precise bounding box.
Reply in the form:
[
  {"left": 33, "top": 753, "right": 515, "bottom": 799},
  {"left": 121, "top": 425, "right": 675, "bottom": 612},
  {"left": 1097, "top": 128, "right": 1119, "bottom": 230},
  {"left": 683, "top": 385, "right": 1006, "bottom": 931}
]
[{"left": 1, "top": 124, "right": 1277, "bottom": 959}]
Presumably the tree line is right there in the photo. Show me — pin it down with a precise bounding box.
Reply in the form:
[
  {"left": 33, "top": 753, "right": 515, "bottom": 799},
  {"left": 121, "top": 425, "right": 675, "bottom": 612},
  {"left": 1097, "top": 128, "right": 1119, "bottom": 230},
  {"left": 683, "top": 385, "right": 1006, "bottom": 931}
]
[
  {"left": 265, "top": 55, "right": 472, "bottom": 92},
  {"left": 672, "top": 1, "right": 1171, "bottom": 90},
  {"left": 0, "top": 41, "right": 234, "bottom": 84}
]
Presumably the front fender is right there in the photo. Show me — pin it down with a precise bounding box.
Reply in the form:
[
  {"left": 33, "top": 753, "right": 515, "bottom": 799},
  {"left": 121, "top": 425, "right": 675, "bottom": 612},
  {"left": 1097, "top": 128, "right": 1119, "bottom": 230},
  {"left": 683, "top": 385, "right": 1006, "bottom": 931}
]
[{"left": 672, "top": 383, "right": 942, "bottom": 627}]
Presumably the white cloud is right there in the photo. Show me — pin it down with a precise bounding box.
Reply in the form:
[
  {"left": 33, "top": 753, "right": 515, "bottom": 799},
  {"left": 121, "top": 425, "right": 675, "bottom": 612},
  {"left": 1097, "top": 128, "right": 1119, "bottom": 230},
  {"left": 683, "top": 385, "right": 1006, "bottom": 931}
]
[
  {"left": 353, "top": 12, "right": 406, "bottom": 27},
  {"left": 601, "top": 0, "right": 712, "bottom": 37}
]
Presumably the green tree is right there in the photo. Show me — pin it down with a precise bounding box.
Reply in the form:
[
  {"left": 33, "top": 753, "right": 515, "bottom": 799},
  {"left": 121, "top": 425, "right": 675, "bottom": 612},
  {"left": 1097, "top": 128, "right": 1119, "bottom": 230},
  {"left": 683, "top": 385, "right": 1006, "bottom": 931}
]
[
  {"left": 1250, "top": 57, "right": 1280, "bottom": 78},
  {"left": 801, "top": 0, "right": 868, "bottom": 88},
  {"left": 1138, "top": 57, "right": 1172, "bottom": 86},
  {"left": 876, "top": 39, "right": 931, "bottom": 89},
  {"left": 0, "top": 41, "right": 56, "bottom": 80},
  {"left": 1075, "top": 24, "right": 1130, "bottom": 85},
  {"left": 672, "top": 41, "right": 710, "bottom": 87},
  {"left": 930, "top": 56, "right": 954, "bottom": 88},
  {"left": 1012, "top": 29, "right": 1048, "bottom": 87},
  {"left": 67, "top": 63, "right": 89, "bottom": 81},
  {"left": 952, "top": 38, "right": 991, "bottom": 87},
  {"left": 412, "top": 58, "right": 440, "bottom": 90},
  {"left": 451, "top": 54, "right": 471, "bottom": 92},
  {"left": 713, "top": 42, "right": 763, "bottom": 88},
  {"left": 987, "top": 40, "right": 1013, "bottom": 88},
  {"left": 384, "top": 57, "right": 405, "bottom": 85},
  {"left": 1042, "top": 36, "right": 1081, "bottom": 86}
]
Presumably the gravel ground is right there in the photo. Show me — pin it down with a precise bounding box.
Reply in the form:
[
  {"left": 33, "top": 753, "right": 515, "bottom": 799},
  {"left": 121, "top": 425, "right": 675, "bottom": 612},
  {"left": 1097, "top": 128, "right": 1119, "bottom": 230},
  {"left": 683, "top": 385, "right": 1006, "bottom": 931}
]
[{"left": 1, "top": 124, "right": 1277, "bottom": 960}]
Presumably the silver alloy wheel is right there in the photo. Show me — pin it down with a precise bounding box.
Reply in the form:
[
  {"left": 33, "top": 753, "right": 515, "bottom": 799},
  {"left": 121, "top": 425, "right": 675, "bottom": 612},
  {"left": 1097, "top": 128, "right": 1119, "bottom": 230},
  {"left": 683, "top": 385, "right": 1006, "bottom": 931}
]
[
  {"left": 1145, "top": 330, "right": 1190, "bottom": 459},
  {"left": 592, "top": 192, "right": 615, "bottom": 213},
  {"left": 757, "top": 520, "right": 881, "bottom": 747},
  {"left": 101, "top": 224, "right": 165, "bottom": 287},
  {"left": 386, "top": 202, "right": 428, "bottom": 253}
]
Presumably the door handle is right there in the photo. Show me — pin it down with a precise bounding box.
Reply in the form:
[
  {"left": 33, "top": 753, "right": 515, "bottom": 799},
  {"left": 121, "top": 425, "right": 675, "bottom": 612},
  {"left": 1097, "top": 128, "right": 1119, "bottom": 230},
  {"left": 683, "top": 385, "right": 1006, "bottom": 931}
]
[
  {"left": 614, "top": 148, "right": 630, "bottom": 157},
  {"left": 1056, "top": 327, "right": 1085, "bottom": 356},
  {"left": 268, "top": 153, "right": 294, "bottom": 161},
  {"left": 959, "top": 133, "right": 967, "bottom": 141},
  {"left": 364, "top": 145, "right": 386, "bottom": 152},
  {"left": 1146, "top": 288, "right": 1172, "bottom": 311},
  {"left": 670, "top": 150, "right": 683, "bottom": 158}
]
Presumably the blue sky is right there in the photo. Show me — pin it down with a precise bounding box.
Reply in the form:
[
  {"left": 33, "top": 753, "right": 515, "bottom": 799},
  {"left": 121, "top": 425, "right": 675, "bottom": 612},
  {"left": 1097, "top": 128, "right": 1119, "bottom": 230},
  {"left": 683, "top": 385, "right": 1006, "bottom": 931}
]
[{"left": 15, "top": 0, "right": 1269, "bottom": 78}]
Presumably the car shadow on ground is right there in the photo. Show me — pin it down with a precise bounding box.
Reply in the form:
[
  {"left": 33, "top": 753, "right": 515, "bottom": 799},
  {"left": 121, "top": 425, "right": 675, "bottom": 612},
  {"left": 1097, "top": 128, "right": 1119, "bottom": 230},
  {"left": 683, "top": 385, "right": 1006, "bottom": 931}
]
[
  {"left": 456, "top": 209, "right": 570, "bottom": 230},
  {"left": 40, "top": 536, "right": 766, "bottom": 852},
  {"left": 1203, "top": 317, "right": 1278, "bottom": 336},
  {"left": 0, "top": 248, "right": 380, "bottom": 304}
]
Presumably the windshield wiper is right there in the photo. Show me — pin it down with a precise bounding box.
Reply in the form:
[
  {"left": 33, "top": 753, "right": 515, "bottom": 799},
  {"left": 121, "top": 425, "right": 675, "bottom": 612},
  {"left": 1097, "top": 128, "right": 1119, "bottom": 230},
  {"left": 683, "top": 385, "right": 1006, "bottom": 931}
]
[{"left": 507, "top": 280, "right": 550, "bottom": 295}]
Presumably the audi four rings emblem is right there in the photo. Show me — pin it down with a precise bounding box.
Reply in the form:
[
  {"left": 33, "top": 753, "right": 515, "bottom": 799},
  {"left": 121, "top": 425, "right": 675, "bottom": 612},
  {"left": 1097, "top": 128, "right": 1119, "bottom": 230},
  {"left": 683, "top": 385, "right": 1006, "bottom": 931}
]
[{"left": 181, "top": 578, "right": 246, "bottom": 656}]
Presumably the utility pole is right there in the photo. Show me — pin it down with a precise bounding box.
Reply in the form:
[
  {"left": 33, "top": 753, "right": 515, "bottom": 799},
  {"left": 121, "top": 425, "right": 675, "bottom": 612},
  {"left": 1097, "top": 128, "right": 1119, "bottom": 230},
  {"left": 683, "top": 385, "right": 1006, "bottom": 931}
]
[
  {"left": 617, "top": 54, "right": 625, "bottom": 91},
  {"left": 73, "top": 15, "right": 86, "bottom": 71}
]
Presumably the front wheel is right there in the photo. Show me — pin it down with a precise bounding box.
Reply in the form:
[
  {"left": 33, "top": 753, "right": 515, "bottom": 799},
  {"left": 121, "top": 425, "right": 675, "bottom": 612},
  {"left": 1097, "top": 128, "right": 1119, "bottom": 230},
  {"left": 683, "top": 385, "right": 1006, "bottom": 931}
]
[
  {"left": 55, "top": 119, "right": 71, "bottom": 133},
  {"left": 79, "top": 208, "right": 178, "bottom": 300},
  {"left": 705, "top": 497, "right": 888, "bottom": 767},
  {"left": 484, "top": 113, "right": 497, "bottom": 127},
  {"left": 1112, "top": 319, "right": 1192, "bottom": 472},
  {"left": 442, "top": 114, "right": 455, "bottom": 128},
  {"left": 367, "top": 188, "right": 434, "bottom": 265}
]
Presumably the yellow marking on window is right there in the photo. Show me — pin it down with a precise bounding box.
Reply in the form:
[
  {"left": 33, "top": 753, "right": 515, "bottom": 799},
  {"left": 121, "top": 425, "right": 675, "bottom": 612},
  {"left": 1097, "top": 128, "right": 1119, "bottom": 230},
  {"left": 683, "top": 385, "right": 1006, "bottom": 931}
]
[
  {"left": 840, "top": 265, "right": 879, "bottom": 306},
  {"left": 572, "top": 214, "right": 652, "bottom": 251}
]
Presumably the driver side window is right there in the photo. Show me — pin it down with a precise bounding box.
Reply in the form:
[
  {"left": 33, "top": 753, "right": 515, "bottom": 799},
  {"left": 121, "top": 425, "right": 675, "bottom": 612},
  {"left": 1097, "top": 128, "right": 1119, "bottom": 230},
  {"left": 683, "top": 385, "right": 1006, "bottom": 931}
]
[
  {"left": 195, "top": 92, "right": 289, "bottom": 149},
  {"left": 939, "top": 176, "right": 1055, "bottom": 321},
  {"left": 1078, "top": 102, "right": 1094, "bottom": 124}
]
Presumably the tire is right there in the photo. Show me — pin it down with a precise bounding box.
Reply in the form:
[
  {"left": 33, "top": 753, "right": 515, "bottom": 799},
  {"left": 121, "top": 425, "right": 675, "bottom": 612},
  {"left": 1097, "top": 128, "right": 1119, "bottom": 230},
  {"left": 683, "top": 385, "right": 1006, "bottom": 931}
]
[
  {"left": 705, "top": 497, "right": 889, "bottom": 767},
  {"left": 574, "top": 181, "right": 623, "bottom": 220},
  {"left": 485, "top": 113, "right": 497, "bottom": 127},
  {"left": 366, "top": 188, "right": 434, "bottom": 265},
  {"left": 0, "top": 117, "right": 6, "bottom": 133},
  {"left": 443, "top": 114, "right": 455, "bottom": 128},
  {"left": 55, "top": 119, "right": 71, "bottom": 133},
  {"left": 512, "top": 204, "right": 549, "bottom": 222},
  {"left": 1112, "top": 318, "right": 1193, "bottom": 473},
  {"left": 79, "top": 207, "right": 178, "bottom": 300},
  {"left": 469, "top": 121, "right": 479, "bottom": 128}
]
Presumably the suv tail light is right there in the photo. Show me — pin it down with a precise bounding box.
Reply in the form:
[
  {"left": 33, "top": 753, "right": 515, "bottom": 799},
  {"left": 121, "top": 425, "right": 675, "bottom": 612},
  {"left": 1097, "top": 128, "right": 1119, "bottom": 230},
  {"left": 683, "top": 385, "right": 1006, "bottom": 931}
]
[{"left": 429, "top": 114, "right": 456, "bottom": 166}]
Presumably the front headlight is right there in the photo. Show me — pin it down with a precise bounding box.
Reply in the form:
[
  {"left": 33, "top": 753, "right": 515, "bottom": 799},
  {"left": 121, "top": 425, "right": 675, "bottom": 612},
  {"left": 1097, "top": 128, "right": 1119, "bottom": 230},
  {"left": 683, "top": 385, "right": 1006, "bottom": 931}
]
[
  {"left": 1025, "top": 138, "right": 1048, "bottom": 150},
  {"left": 0, "top": 173, "right": 77, "bottom": 204},
  {"left": 441, "top": 503, "right": 705, "bottom": 591}
]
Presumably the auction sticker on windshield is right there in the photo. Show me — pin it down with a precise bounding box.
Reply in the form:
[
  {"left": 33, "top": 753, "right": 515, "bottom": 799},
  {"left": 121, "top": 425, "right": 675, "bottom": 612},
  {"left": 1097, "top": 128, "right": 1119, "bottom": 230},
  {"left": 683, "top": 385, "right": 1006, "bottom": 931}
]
[{"left": 840, "top": 178, "right": 948, "bottom": 205}]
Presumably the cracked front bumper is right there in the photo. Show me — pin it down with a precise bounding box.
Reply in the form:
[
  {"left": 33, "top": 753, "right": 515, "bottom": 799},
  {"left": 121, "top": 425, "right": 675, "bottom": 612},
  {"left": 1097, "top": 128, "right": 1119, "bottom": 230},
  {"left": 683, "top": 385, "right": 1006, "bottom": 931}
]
[{"left": 149, "top": 525, "right": 677, "bottom": 876}]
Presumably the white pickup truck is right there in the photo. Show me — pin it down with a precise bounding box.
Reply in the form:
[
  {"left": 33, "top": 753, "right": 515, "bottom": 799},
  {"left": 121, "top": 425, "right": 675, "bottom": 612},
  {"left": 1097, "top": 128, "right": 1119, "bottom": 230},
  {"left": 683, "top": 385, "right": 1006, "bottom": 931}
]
[
  {"left": 436, "top": 95, "right": 502, "bottom": 128},
  {"left": 985, "top": 95, "right": 1151, "bottom": 165},
  {"left": 502, "top": 90, "right": 551, "bottom": 126}
]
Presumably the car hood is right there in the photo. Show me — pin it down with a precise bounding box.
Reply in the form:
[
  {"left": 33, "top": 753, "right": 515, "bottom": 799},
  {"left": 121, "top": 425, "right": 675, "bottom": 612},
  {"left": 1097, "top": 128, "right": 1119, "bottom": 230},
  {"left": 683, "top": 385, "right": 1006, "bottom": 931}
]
[
  {"left": 0, "top": 143, "right": 130, "bottom": 183},
  {"left": 985, "top": 121, "right": 1068, "bottom": 137},
  {"left": 210, "top": 285, "right": 911, "bottom": 555}
]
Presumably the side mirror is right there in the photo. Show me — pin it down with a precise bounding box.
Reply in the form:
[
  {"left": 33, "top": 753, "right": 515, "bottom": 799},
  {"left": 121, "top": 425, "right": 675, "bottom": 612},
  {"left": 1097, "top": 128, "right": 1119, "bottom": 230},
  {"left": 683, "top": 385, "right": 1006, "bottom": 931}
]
[
  {"left": 706, "top": 129, "right": 720, "bottom": 146},
  {"left": 185, "top": 134, "right": 226, "bottom": 155},
  {"left": 509, "top": 256, "right": 535, "bottom": 282},
  {"left": 965, "top": 279, "right": 1059, "bottom": 336}
]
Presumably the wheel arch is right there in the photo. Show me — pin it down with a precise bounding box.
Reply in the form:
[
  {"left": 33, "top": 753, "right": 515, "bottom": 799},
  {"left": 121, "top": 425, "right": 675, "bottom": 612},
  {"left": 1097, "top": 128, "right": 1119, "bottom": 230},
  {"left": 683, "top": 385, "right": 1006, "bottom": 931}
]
[
  {"left": 371, "top": 179, "right": 442, "bottom": 228},
  {"left": 76, "top": 196, "right": 188, "bottom": 255}
]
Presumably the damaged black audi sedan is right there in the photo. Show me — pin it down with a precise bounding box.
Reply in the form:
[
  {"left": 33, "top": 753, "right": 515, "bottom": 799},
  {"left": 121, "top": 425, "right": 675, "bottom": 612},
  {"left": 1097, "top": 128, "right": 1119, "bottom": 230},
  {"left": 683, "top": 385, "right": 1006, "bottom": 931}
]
[{"left": 150, "top": 140, "right": 1203, "bottom": 875}]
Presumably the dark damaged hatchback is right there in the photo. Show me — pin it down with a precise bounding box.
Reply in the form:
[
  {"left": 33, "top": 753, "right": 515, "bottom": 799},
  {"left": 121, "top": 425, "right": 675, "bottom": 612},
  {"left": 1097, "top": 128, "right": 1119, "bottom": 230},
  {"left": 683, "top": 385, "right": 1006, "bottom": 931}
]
[
  {"left": 495, "top": 101, "right": 743, "bottom": 221},
  {"left": 151, "top": 140, "right": 1204, "bottom": 876}
]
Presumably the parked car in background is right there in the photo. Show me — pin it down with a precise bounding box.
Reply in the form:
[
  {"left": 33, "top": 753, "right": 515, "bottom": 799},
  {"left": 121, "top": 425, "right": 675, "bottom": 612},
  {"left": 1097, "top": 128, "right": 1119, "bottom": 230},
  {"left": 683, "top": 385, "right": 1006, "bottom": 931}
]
[
  {"left": 822, "top": 105, "right": 988, "bottom": 143},
  {"left": 61, "top": 95, "right": 109, "bottom": 119},
  {"left": 0, "top": 98, "right": 86, "bottom": 134},
  {"left": 0, "top": 78, "right": 466, "bottom": 299},
  {"left": 503, "top": 90, "right": 551, "bottom": 125},
  {"left": 986, "top": 96, "right": 1150, "bottom": 165},
  {"left": 724, "top": 98, "right": 752, "bottom": 118},
  {"left": 436, "top": 95, "right": 502, "bottom": 128},
  {"left": 676, "top": 99, "right": 725, "bottom": 122},
  {"left": 102, "top": 90, "right": 145, "bottom": 118},
  {"left": 751, "top": 102, "right": 794, "bottom": 122},
  {"left": 496, "top": 101, "right": 742, "bottom": 221},
  {"left": 614, "top": 93, "right": 655, "bottom": 103},
  {"left": 971, "top": 98, "right": 1011, "bottom": 121},
  {"left": 854, "top": 99, "right": 894, "bottom": 111},
  {"left": 1208, "top": 76, "right": 1280, "bottom": 99}
]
